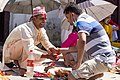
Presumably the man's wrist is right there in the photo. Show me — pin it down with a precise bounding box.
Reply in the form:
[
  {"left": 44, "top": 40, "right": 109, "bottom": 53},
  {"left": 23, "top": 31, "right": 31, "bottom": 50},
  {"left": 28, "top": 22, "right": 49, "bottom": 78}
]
[
  {"left": 57, "top": 48, "right": 60, "bottom": 55},
  {"left": 41, "top": 54, "right": 49, "bottom": 58},
  {"left": 77, "top": 60, "right": 81, "bottom": 65}
]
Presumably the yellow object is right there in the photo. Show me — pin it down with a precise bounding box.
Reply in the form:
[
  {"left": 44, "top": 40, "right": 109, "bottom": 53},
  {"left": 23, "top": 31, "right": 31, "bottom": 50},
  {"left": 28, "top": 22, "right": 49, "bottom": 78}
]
[
  {"left": 100, "top": 22, "right": 113, "bottom": 41},
  {"left": 111, "top": 42, "right": 120, "bottom": 48},
  {"left": 100, "top": 22, "right": 120, "bottom": 48},
  {"left": 0, "top": 75, "right": 10, "bottom": 80}
]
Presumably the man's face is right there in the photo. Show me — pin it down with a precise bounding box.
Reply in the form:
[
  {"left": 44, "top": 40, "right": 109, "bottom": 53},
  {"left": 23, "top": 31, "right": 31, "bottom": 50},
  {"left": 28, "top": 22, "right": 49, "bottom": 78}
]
[
  {"left": 65, "top": 12, "right": 74, "bottom": 25},
  {"left": 33, "top": 14, "right": 47, "bottom": 28}
]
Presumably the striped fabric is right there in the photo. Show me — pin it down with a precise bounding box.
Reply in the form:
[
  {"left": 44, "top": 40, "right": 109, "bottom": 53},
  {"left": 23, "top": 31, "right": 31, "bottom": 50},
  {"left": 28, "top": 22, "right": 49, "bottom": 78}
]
[
  {"left": 76, "top": 13, "right": 116, "bottom": 63},
  {"left": 77, "top": 0, "right": 117, "bottom": 21},
  {"left": 77, "top": 0, "right": 94, "bottom": 9}
]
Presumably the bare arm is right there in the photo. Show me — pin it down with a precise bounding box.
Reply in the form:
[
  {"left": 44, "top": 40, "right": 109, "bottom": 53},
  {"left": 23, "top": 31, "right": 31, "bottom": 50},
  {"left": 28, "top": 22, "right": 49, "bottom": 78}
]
[
  {"left": 48, "top": 46, "right": 77, "bottom": 55},
  {"left": 72, "top": 32, "right": 86, "bottom": 69},
  {"left": 59, "top": 47, "right": 77, "bottom": 53},
  {"left": 77, "top": 32, "right": 86, "bottom": 65}
]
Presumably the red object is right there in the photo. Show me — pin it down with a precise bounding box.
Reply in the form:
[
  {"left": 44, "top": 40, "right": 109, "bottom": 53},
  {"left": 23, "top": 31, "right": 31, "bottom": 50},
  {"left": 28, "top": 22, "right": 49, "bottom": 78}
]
[
  {"left": 27, "top": 60, "right": 35, "bottom": 67},
  {"left": 48, "top": 62, "right": 56, "bottom": 67},
  {"left": 27, "top": 50, "right": 35, "bottom": 67},
  {"left": 47, "top": 72, "right": 51, "bottom": 76},
  {"left": 34, "top": 72, "right": 48, "bottom": 77},
  {"left": 109, "top": 20, "right": 120, "bottom": 29},
  {"left": 56, "top": 56, "right": 60, "bottom": 61},
  {"left": 54, "top": 70, "right": 58, "bottom": 75},
  {"left": 30, "top": 50, "right": 33, "bottom": 52},
  {"left": 57, "top": 48, "right": 61, "bottom": 55},
  {"left": 53, "top": 54, "right": 60, "bottom": 61},
  {"left": 116, "top": 59, "right": 120, "bottom": 65}
]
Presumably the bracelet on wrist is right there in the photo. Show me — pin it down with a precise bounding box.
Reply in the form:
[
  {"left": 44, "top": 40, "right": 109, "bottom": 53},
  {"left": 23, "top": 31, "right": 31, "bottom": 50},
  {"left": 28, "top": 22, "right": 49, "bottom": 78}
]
[{"left": 57, "top": 48, "right": 61, "bottom": 55}]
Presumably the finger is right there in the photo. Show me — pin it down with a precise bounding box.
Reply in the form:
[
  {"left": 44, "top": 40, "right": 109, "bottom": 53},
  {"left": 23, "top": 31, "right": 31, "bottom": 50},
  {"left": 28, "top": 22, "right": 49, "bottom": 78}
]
[{"left": 47, "top": 50, "right": 52, "bottom": 54}]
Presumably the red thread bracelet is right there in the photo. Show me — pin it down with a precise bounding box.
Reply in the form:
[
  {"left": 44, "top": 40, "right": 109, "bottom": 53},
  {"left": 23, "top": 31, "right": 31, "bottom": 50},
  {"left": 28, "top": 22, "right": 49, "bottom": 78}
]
[{"left": 57, "top": 48, "right": 60, "bottom": 55}]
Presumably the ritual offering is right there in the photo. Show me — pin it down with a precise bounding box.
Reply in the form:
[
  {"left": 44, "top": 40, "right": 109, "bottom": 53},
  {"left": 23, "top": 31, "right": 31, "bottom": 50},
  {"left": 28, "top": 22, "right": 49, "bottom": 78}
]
[
  {"left": 54, "top": 69, "right": 70, "bottom": 80},
  {"left": 34, "top": 72, "right": 48, "bottom": 77},
  {"left": 44, "top": 62, "right": 56, "bottom": 73},
  {"left": 0, "top": 70, "right": 11, "bottom": 80}
]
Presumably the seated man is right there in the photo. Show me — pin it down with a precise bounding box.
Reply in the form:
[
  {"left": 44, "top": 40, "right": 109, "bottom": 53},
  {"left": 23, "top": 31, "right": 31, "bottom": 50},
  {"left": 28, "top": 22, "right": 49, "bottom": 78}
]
[
  {"left": 3, "top": 6, "right": 58, "bottom": 70},
  {"left": 57, "top": 3, "right": 116, "bottom": 80}
]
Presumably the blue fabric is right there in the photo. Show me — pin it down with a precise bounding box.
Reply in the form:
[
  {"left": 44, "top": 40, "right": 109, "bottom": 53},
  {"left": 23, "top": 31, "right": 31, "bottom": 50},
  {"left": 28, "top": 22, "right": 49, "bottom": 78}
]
[{"left": 76, "top": 21, "right": 103, "bottom": 34}]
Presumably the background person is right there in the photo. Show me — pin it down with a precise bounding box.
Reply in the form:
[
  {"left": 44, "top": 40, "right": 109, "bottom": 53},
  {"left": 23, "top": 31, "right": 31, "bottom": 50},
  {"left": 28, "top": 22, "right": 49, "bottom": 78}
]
[{"left": 100, "top": 16, "right": 120, "bottom": 48}]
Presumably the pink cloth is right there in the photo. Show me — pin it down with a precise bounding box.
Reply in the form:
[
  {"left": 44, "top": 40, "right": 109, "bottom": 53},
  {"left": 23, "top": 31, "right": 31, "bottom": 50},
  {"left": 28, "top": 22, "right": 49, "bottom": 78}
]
[
  {"left": 61, "top": 32, "right": 78, "bottom": 48},
  {"left": 113, "top": 59, "right": 120, "bottom": 67}
]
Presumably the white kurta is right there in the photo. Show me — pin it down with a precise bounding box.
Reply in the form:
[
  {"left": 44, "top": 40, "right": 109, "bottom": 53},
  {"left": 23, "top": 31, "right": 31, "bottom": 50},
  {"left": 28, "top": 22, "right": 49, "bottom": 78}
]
[{"left": 3, "top": 21, "right": 54, "bottom": 68}]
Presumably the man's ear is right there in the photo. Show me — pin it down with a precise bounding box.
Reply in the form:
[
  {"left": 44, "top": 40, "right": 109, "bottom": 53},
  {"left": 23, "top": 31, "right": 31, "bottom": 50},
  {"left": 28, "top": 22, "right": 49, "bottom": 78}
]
[
  {"left": 71, "top": 13, "right": 74, "bottom": 17},
  {"left": 32, "top": 16, "right": 36, "bottom": 20},
  {"left": 71, "top": 13, "right": 75, "bottom": 21}
]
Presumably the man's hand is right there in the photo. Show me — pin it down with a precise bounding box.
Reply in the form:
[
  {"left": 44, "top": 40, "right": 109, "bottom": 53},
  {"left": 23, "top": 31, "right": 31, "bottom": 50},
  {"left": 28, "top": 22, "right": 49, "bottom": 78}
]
[
  {"left": 47, "top": 54, "right": 59, "bottom": 61},
  {"left": 72, "top": 62, "right": 80, "bottom": 70},
  {"left": 48, "top": 47, "right": 58, "bottom": 54},
  {"left": 48, "top": 47, "right": 61, "bottom": 55}
]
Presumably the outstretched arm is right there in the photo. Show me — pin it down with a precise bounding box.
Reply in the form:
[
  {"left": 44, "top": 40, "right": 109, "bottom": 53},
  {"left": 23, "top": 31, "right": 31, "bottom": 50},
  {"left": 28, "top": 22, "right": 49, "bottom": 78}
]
[{"left": 72, "top": 32, "right": 86, "bottom": 70}]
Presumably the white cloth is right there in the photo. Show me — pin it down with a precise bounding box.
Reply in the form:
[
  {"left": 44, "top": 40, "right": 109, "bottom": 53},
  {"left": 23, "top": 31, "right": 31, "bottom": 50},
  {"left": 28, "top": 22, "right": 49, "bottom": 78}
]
[
  {"left": 3, "top": 21, "right": 54, "bottom": 68},
  {"left": 72, "top": 58, "right": 109, "bottom": 79},
  {"left": 0, "top": 0, "right": 9, "bottom": 12},
  {"left": 61, "top": 19, "right": 73, "bottom": 43},
  {"left": 61, "top": 29, "right": 73, "bottom": 43},
  {"left": 112, "top": 25, "right": 118, "bottom": 41}
]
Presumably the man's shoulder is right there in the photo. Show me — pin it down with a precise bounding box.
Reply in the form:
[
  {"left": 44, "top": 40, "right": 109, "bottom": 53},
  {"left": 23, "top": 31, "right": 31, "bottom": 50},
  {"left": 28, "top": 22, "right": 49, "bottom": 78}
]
[
  {"left": 17, "top": 22, "right": 32, "bottom": 29},
  {"left": 15, "top": 22, "right": 28, "bottom": 28},
  {"left": 77, "top": 13, "right": 96, "bottom": 23}
]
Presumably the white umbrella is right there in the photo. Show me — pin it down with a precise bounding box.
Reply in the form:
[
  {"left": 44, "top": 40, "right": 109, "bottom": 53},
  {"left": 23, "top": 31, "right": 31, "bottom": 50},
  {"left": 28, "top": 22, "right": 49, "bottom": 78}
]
[
  {"left": 4, "top": 0, "right": 61, "bottom": 14},
  {"left": 0, "top": 0, "right": 9, "bottom": 12},
  {"left": 77, "top": 0, "right": 117, "bottom": 21},
  {"left": 77, "top": 0, "right": 94, "bottom": 9}
]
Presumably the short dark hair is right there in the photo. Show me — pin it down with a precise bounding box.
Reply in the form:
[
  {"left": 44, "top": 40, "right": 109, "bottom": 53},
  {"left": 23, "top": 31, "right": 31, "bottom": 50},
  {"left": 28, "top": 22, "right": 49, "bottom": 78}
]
[{"left": 63, "top": 2, "right": 82, "bottom": 15}]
